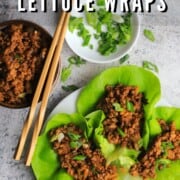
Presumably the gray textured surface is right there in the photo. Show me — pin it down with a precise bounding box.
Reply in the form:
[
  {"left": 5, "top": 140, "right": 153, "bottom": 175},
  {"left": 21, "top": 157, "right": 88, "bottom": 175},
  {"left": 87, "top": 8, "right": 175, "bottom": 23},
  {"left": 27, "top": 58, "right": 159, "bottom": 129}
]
[{"left": 0, "top": 0, "right": 180, "bottom": 179}]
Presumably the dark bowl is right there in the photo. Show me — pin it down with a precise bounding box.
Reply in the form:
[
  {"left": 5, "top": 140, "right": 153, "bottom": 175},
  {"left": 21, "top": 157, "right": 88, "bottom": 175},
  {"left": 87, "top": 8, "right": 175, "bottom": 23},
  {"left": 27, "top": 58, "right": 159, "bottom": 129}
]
[{"left": 0, "top": 20, "right": 60, "bottom": 108}]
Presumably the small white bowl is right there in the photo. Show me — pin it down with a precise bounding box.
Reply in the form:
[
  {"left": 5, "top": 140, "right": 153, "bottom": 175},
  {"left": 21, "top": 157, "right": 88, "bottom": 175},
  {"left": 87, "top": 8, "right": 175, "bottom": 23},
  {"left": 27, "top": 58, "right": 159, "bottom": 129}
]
[{"left": 65, "top": 1, "right": 140, "bottom": 64}]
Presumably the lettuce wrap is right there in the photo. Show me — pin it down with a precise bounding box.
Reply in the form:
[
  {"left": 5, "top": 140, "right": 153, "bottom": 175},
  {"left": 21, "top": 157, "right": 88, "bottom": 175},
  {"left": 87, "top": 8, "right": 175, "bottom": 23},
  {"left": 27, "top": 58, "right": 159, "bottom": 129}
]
[
  {"left": 31, "top": 111, "right": 105, "bottom": 180},
  {"left": 76, "top": 66, "right": 161, "bottom": 166},
  {"left": 147, "top": 107, "right": 180, "bottom": 180}
]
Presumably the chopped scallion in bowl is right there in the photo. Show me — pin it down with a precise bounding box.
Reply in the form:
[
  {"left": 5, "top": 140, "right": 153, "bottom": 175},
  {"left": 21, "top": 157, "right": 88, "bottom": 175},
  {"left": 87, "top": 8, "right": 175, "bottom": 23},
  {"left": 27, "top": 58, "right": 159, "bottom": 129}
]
[{"left": 65, "top": 0, "right": 140, "bottom": 63}]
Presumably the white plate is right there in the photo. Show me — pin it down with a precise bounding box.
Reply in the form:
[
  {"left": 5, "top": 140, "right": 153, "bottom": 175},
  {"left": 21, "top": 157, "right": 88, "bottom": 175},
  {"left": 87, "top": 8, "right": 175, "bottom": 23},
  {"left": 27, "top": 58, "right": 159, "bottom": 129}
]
[
  {"left": 45, "top": 88, "right": 170, "bottom": 180},
  {"left": 65, "top": 0, "right": 140, "bottom": 63},
  {"left": 48, "top": 89, "right": 81, "bottom": 119}
]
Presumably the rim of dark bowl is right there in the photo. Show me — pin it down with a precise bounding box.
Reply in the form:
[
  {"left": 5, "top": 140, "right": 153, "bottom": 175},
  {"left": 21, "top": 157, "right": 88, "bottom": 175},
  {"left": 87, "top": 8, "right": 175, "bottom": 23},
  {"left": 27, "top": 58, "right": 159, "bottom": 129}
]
[{"left": 0, "top": 19, "right": 61, "bottom": 109}]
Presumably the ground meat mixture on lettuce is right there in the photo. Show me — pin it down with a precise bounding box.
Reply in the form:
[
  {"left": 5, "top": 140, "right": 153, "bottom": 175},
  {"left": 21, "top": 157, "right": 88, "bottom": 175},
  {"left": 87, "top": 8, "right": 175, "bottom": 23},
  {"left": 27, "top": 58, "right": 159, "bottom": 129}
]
[
  {"left": 0, "top": 24, "right": 50, "bottom": 106},
  {"left": 49, "top": 124, "right": 117, "bottom": 180},
  {"left": 130, "top": 120, "right": 180, "bottom": 180},
  {"left": 97, "top": 85, "right": 146, "bottom": 150}
]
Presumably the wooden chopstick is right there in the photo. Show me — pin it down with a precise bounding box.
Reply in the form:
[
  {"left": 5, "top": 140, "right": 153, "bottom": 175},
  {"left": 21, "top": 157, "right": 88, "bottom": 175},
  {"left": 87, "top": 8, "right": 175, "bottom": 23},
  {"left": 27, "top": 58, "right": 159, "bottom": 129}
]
[
  {"left": 25, "top": 12, "right": 71, "bottom": 166},
  {"left": 14, "top": 11, "right": 68, "bottom": 161}
]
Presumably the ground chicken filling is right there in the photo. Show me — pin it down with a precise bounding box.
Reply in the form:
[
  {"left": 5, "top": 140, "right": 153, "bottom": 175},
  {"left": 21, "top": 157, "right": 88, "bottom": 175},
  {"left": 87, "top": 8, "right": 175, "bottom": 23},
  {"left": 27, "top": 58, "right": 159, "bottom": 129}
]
[
  {"left": 49, "top": 124, "right": 117, "bottom": 180},
  {"left": 0, "top": 24, "right": 50, "bottom": 106},
  {"left": 130, "top": 120, "right": 180, "bottom": 180},
  {"left": 97, "top": 85, "right": 146, "bottom": 150}
]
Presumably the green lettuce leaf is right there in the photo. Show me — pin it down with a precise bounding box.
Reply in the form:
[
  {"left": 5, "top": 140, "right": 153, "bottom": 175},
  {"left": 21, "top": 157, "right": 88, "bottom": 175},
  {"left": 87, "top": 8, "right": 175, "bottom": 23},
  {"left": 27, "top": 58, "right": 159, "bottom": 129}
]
[
  {"left": 149, "top": 107, "right": 180, "bottom": 137},
  {"left": 85, "top": 110, "right": 105, "bottom": 137},
  {"left": 154, "top": 161, "right": 180, "bottom": 180},
  {"left": 77, "top": 65, "right": 161, "bottom": 116},
  {"left": 93, "top": 116, "right": 115, "bottom": 157},
  {"left": 107, "top": 147, "right": 140, "bottom": 169},
  {"left": 148, "top": 107, "right": 180, "bottom": 180},
  {"left": 85, "top": 9, "right": 99, "bottom": 29}
]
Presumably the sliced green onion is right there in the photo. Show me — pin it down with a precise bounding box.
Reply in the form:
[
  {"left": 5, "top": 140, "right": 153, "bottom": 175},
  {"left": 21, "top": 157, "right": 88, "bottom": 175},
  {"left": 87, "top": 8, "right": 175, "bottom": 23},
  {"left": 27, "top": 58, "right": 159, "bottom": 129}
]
[
  {"left": 68, "top": 16, "right": 83, "bottom": 33},
  {"left": 68, "top": 56, "right": 86, "bottom": 67},
  {"left": 78, "top": 23, "right": 91, "bottom": 46},
  {"left": 62, "top": 85, "right": 79, "bottom": 92},
  {"left": 155, "top": 158, "right": 171, "bottom": 171},
  {"left": 117, "top": 127, "right": 126, "bottom": 137},
  {"left": 119, "top": 54, "right": 129, "bottom": 64},
  {"left": 50, "top": 134, "right": 58, "bottom": 142},
  {"left": 112, "top": 102, "right": 124, "bottom": 112},
  {"left": 61, "top": 65, "right": 72, "bottom": 82},
  {"left": 126, "top": 101, "right": 134, "bottom": 112},
  {"left": 85, "top": 9, "right": 99, "bottom": 29},
  {"left": 97, "top": 0, "right": 105, "bottom": 6},
  {"left": 70, "top": 141, "right": 82, "bottom": 149},
  {"left": 73, "top": 155, "right": 86, "bottom": 161},
  {"left": 161, "top": 141, "right": 174, "bottom": 157},
  {"left": 112, "top": 14, "right": 124, "bottom": 23},
  {"left": 68, "top": 132, "right": 81, "bottom": 141},
  {"left": 50, "top": 133, "right": 65, "bottom": 143},
  {"left": 142, "top": 61, "right": 159, "bottom": 73},
  {"left": 89, "top": 44, "right": 94, "bottom": 49},
  {"left": 144, "top": 29, "right": 155, "bottom": 42}
]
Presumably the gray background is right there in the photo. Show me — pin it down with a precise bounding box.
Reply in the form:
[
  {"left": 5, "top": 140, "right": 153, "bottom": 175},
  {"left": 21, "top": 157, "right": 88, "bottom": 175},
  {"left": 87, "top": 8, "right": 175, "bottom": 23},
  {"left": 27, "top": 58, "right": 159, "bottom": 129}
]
[{"left": 0, "top": 0, "right": 180, "bottom": 179}]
